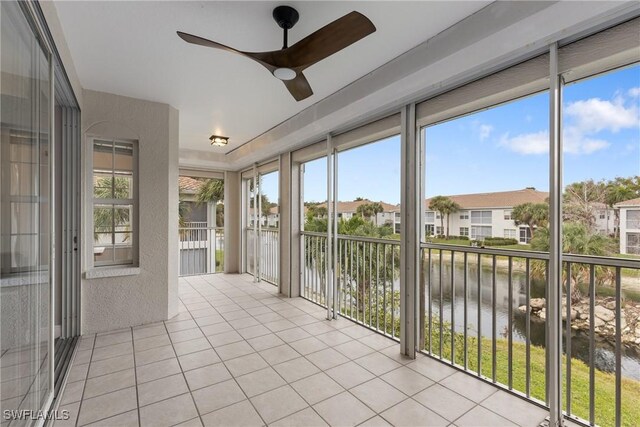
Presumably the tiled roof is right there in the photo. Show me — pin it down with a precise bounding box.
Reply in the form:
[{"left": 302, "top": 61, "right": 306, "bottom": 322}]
[
  {"left": 336, "top": 200, "right": 399, "bottom": 213},
  {"left": 425, "top": 188, "right": 548, "bottom": 210},
  {"left": 178, "top": 176, "right": 203, "bottom": 193},
  {"left": 614, "top": 197, "right": 640, "bottom": 208}
]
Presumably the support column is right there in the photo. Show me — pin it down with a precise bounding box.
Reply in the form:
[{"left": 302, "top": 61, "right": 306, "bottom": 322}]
[
  {"left": 290, "top": 162, "right": 303, "bottom": 297},
  {"left": 223, "top": 171, "right": 241, "bottom": 273},
  {"left": 279, "top": 153, "right": 292, "bottom": 296},
  {"left": 547, "top": 42, "right": 564, "bottom": 427},
  {"left": 326, "top": 135, "right": 334, "bottom": 320},
  {"left": 400, "top": 104, "right": 419, "bottom": 358}
]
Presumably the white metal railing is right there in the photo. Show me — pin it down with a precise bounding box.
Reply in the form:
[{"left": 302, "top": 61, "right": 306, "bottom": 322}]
[
  {"left": 245, "top": 228, "right": 279, "bottom": 285},
  {"left": 419, "top": 243, "right": 639, "bottom": 427},
  {"left": 178, "top": 226, "right": 224, "bottom": 276},
  {"left": 301, "top": 231, "right": 402, "bottom": 340}
]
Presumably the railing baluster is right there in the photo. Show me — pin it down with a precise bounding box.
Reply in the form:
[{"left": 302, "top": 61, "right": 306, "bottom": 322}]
[
  {"left": 508, "top": 256, "right": 513, "bottom": 390},
  {"left": 439, "top": 249, "right": 443, "bottom": 359},
  {"left": 391, "top": 244, "right": 395, "bottom": 338},
  {"left": 376, "top": 243, "right": 380, "bottom": 331},
  {"left": 477, "top": 252, "right": 482, "bottom": 377},
  {"left": 451, "top": 250, "right": 456, "bottom": 365},
  {"left": 589, "top": 264, "right": 595, "bottom": 426},
  {"left": 383, "top": 244, "right": 387, "bottom": 336},
  {"left": 492, "top": 254, "right": 497, "bottom": 382},
  {"left": 369, "top": 242, "right": 373, "bottom": 328},
  {"left": 526, "top": 257, "right": 531, "bottom": 398},
  {"left": 428, "top": 248, "right": 432, "bottom": 354},
  {"left": 615, "top": 266, "right": 622, "bottom": 427},
  {"left": 463, "top": 251, "right": 468, "bottom": 370},
  {"left": 566, "top": 262, "right": 572, "bottom": 416}
]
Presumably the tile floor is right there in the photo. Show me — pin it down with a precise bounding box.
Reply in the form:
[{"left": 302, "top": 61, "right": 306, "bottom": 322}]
[{"left": 54, "top": 274, "right": 550, "bottom": 427}]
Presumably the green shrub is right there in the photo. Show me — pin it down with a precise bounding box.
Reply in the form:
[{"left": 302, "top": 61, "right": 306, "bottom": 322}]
[{"left": 483, "top": 237, "right": 519, "bottom": 246}]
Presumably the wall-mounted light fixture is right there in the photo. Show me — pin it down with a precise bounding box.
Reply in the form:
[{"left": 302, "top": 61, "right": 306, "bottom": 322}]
[{"left": 209, "top": 135, "right": 229, "bottom": 147}]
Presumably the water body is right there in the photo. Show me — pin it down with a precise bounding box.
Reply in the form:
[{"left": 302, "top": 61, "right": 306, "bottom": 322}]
[{"left": 426, "top": 260, "right": 640, "bottom": 381}]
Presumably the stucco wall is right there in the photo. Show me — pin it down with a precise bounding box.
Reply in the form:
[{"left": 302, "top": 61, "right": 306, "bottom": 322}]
[{"left": 81, "top": 89, "right": 179, "bottom": 334}]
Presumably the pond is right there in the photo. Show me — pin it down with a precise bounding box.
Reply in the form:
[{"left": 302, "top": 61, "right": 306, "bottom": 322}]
[{"left": 426, "top": 260, "right": 640, "bottom": 381}]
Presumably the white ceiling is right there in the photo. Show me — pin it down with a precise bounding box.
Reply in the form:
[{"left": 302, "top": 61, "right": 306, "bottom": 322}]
[{"left": 54, "top": 1, "right": 490, "bottom": 155}]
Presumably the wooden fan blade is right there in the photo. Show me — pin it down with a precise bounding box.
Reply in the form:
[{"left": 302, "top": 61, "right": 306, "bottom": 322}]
[
  {"left": 177, "top": 31, "right": 245, "bottom": 56},
  {"left": 283, "top": 73, "right": 313, "bottom": 101},
  {"left": 282, "top": 11, "right": 376, "bottom": 69}
]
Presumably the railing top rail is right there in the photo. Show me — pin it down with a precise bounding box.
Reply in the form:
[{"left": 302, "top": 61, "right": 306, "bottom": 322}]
[
  {"left": 301, "top": 231, "right": 401, "bottom": 245},
  {"left": 178, "top": 226, "right": 224, "bottom": 231},
  {"left": 421, "top": 242, "right": 640, "bottom": 268}
]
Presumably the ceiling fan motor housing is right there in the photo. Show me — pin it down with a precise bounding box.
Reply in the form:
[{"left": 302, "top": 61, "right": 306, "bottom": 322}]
[{"left": 273, "top": 6, "right": 299, "bottom": 30}]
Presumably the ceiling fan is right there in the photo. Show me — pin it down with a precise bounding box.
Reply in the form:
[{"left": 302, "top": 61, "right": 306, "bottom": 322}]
[{"left": 177, "top": 6, "right": 376, "bottom": 101}]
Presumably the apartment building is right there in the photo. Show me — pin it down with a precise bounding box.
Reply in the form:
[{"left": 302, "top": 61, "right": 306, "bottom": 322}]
[
  {"left": 425, "top": 188, "right": 549, "bottom": 243},
  {"left": 616, "top": 197, "right": 640, "bottom": 254}
]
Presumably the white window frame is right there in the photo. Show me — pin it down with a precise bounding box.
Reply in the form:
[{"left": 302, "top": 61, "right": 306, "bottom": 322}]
[
  {"left": 504, "top": 229, "right": 517, "bottom": 239},
  {"left": 87, "top": 136, "right": 139, "bottom": 272},
  {"left": 460, "top": 227, "right": 469, "bottom": 237},
  {"left": 471, "top": 210, "right": 492, "bottom": 225},
  {"left": 471, "top": 225, "right": 492, "bottom": 240},
  {"left": 627, "top": 232, "right": 640, "bottom": 255},
  {"left": 627, "top": 210, "right": 640, "bottom": 229},
  {"left": 459, "top": 211, "right": 469, "bottom": 220},
  {"left": 504, "top": 210, "right": 513, "bottom": 221}
]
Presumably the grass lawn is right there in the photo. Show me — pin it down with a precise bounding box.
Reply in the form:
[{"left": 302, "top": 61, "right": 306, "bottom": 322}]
[
  {"left": 355, "top": 305, "right": 640, "bottom": 427},
  {"left": 425, "top": 332, "right": 640, "bottom": 427},
  {"left": 215, "top": 249, "right": 224, "bottom": 272}
]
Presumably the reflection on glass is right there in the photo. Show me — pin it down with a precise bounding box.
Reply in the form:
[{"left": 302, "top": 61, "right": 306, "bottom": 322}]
[{"left": 1, "top": 0, "right": 52, "bottom": 416}]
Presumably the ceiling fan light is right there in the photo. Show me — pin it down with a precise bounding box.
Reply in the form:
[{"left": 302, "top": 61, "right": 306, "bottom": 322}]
[
  {"left": 209, "top": 135, "right": 229, "bottom": 146},
  {"left": 273, "top": 67, "right": 297, "bottom": 81}
]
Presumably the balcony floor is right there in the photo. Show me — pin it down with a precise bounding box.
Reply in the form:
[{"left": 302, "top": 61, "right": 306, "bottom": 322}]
[{"left": 55, "top": 274, "right": 551, "bottom": 427}]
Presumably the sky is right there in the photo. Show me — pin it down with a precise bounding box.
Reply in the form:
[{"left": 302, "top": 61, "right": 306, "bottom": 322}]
[{"left": 271, "top": 64, "right": 640, "bottom": 205}]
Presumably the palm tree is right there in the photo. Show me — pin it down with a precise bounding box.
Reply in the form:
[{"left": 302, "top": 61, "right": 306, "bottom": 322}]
[
  {"left": 195, "top": 178, "right": 225, "bottom": 226},
  {"left": 93, "top": 176, "right": 131, "bottom": 241},
  {"left": 356, "top": 202, "right": 384, "bottom": 223},
  {"left": 512, "top": 202, "right": 548, "bottom": 239},
  {"left": 428, "top": 196, "right": 460, "bottom": 238},
  {"left": 531, "top": 222, "right": 616, "bottom": 303}
]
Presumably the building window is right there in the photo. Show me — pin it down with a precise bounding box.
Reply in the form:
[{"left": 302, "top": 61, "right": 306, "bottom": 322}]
[
  {"left": 460, "top": 227, "right": 469, "bottom": 237},
  {"left": 470, "top": 210, "right": 492, "bottom": 224},
  {"left": 599, "top": 213, "right": 606, "bottom": 220},
  {"left": 471, "top": 226, "right": 492, "bottom": 239},
  {"left": 627, "top": 210, "right": 640, "bottom": 229},
  {"left": 504, "top": 229, "right": 517, "bottom": 239},
  {"left": 92, "top": 139, "right": 137, "bottom": 267},
  {"left": 627, "top": 233, "right": 640, "bottom": 255},
  {"left": 504, "top": 210, "right": 512, "bottom": 220},
  {"left": 425, "top": 212, "right": 435, "bottom": 223},
  {"left": 436, "top": 226, "right": 444, "bottom": 235},
  {"left": 459, "top": 211, "right": 469, "bottom": 220}
]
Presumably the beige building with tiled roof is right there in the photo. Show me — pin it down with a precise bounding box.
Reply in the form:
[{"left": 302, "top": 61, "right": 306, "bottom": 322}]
[
  {"left": 615, "top": 197, "right": 640, "bottom": 255},
  {"left": 425, "top": 188, "right": 549, "bottom": 242}
]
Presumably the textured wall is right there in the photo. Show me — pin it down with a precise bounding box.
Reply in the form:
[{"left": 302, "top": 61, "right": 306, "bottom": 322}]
[{"left": 81, "top": 90, "right": 179, "bottom": 334}]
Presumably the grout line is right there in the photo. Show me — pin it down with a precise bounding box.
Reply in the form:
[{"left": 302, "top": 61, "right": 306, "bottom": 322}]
[
  {"left": 74, "top": 335, "right": 96, "bottom": 427},
  {"left": 183, "top": 278, "right": 270, "bottom": 427},
  {"left": 129, "top": 327, "right": 142, "bottom": 427},
  {"left": 161, "top": 319, "right": 206, "bottom": 427}
]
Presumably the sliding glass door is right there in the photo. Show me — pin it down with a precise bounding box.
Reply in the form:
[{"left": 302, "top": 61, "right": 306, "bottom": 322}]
[{"left": 1, "top": 0, "right": 53, "bottom": 418}]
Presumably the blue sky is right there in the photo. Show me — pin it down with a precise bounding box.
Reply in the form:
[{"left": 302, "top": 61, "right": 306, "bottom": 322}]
[{"left": 273, "top": 64, "right": 639, "bottom": 205}]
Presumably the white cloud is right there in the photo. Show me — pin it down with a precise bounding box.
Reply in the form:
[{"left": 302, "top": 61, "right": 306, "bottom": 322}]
[
  {"left": 479, "top": 124, "right": 493, "bottom": 141},
  {"left": 499, "top": 127, "right": 610, "bottom": 155},
  {"left": 499, "top": 131, "right": 548, "bottom": 154},
  {"left": 565, "top": 96, "right": 638, "bottom": 133},
  {"left": 499, "top": 92, "right": 637, "bottom": 156}
]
